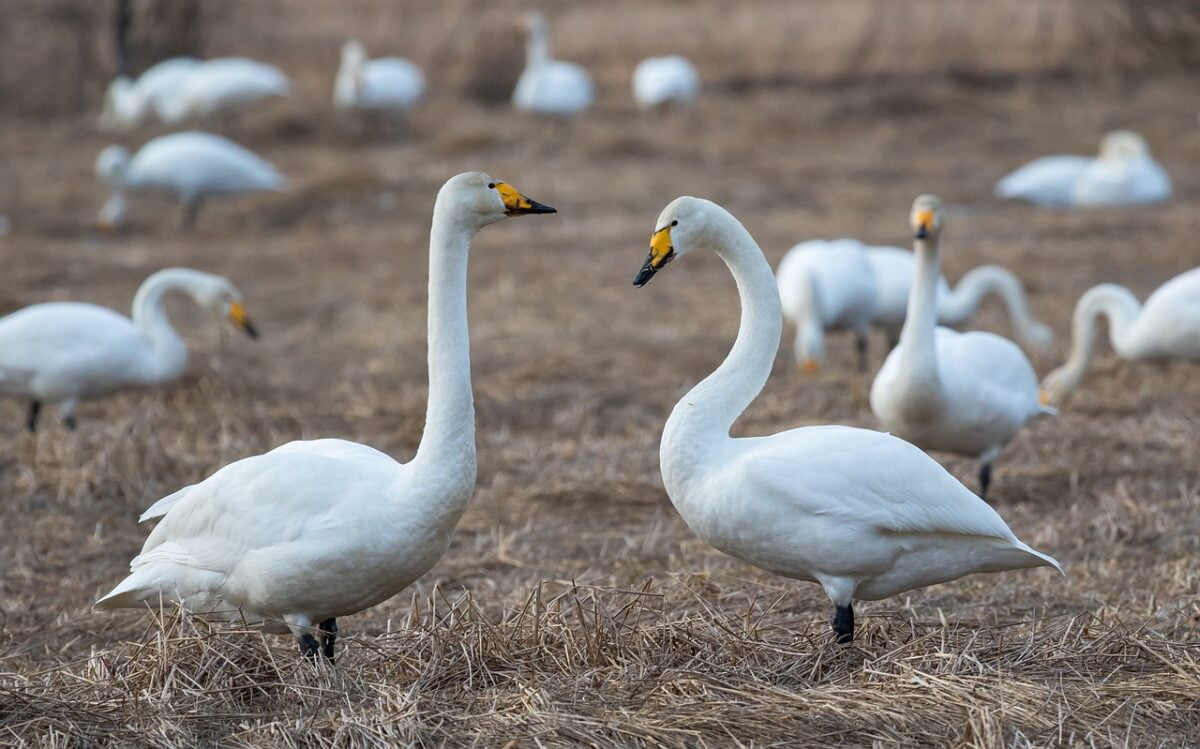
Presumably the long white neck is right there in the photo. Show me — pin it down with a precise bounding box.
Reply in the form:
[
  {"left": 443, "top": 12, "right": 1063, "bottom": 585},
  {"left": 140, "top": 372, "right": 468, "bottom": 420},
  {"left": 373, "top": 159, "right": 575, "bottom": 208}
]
[
  {"left": 894, "top": 233, "right": 942, "bottom": 388},
  {"left": 411, "top": 193, "right": 478, "bottom": 486},
  {"left": 794, "top": 270, "right": 825, "bottom": 363},
  {"left": 525, "top": 20, "right": 551, "bottom": 69},
  {"left": 661, "top": 209, "right": 781, "bottom": 491},
  {"left": 1054, "top": 283, "right": 1142, "bottom": 390},
  {"left": 130, "top": 270, "right": 195, "bottom": 382},
  {"left": 939, "top": 265, "right": 1051, "bottom": 349}
]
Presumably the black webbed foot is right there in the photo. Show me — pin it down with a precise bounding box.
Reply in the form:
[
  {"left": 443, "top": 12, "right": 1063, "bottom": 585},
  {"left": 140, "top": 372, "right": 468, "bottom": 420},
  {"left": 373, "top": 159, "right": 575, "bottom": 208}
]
[{"left": 298, "top": 632, "right": 320, "bottom": 659}]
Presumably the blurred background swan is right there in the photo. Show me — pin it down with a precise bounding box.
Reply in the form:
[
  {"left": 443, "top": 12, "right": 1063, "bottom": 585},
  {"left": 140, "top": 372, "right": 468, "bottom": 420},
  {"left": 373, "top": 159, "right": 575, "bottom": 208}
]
[
  {"left": 512, "top": 11, "right": 593, "bottom": 117},
  {"left": 333, "top": 40, "right": 425, "bottom": 121}
]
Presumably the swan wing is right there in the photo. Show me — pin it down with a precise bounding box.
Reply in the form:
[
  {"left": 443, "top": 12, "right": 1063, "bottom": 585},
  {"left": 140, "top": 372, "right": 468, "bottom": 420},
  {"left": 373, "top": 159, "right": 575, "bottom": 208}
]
[
  {"left": 131, "top": 132, "right": 286, "bottom": 195},
  {"left": 995, "top": 155, "right": 1091, "bottom": 207},
  {"left": 1074, "top": 156, "right": 1172, "bottom": 206},
  {"left": 935, "top": 328, "right": 1046, "bottom": 416},
  {"left": 359, "top": 59, "right": 425, "bottom": 107},
  {"left": 776, "top": 239, "right": 876, "bottom": 328}
]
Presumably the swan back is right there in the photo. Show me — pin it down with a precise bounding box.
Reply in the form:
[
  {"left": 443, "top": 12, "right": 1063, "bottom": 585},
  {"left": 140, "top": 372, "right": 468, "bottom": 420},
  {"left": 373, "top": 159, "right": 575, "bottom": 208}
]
[
  {"left": 994, "top": 156, "right": 1093, "bottom": 207},
  {"left": 160, "top": 58, "right": 290, "bottom": 122},
  {"left": 335, "top": 42, "right": 425, "bottom": 111},
  {"left": 632, "top": 56, "right": 700, "bottom": 108},
  {"left": 124, "top": 132, "right": 286, "bottom": 199},
  {"left": 513, "top": 12, "right": 593, "bottom": 116}
]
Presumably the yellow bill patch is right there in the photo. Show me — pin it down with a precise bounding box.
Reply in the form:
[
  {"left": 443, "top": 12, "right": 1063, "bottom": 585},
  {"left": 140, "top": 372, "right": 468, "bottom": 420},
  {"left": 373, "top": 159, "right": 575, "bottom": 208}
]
[
  {"left": 801, "top": 358, "right": 820, "bottom": 374},
  {"left": 496, "top": 182, "right": 534, "bottom": 213},
  {"left": 229, "top": 301, "right": 250, "bottom": 327},
  {"left": 914, "top": 209, "right": 934, "bottom": 233},
  {"left": 1039, "top": 389, "right": 1050, "bottom": 406},
  {"left": 649, "top": 225, "right": 674, "bottom": 268}
]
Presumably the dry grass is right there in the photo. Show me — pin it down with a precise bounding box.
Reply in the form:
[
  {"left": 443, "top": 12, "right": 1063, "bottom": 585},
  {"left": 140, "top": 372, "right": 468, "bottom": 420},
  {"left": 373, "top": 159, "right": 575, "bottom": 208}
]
[{"left": 3, "top": 2, "right": 1200, "bottom": 746}]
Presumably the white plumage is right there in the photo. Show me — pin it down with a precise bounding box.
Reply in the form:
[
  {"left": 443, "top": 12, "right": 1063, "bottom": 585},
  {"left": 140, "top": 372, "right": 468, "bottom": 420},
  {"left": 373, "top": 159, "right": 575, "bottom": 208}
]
[
  {"left": 0, "top": 268, "right": 256, "bottom": 431},
  {"left": 870, "top": 196, "right": 1051, "bottom": 500},
  {"left": 96, "top": 173, "right": 557, "bottom": 661},
  {"left": 99, "top": 57, "right": 201, "bottom": 130},
  {"left": 333, "top": 41, "right": 425, "bottom": 113},
  {"left": 631, "top": 195, "right": 1060, "bottom": 644},
  {"left": 95, "top": 132, "right": 286, "bottom": 230},
  {"left": 158, "top": 57, "right": 290, "bottom": 124},
  {"left": 632, "top": 56, "right": 699, "bottom": 109},
  {"left": 1042, "top": 268, "right": 1200, "bottom": 404},
  {"left": 513, "top": 12, "right": 593, "bottom": 117},
  {"left": 995, "top": 130, "right": 1171, "bottom": 208}
]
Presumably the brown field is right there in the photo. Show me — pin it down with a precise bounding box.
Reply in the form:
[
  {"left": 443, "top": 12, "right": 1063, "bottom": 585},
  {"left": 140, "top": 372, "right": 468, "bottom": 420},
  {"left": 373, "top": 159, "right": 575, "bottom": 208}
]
[{"left": 2, "top": 2, "right": 1200, "bottom": 747}]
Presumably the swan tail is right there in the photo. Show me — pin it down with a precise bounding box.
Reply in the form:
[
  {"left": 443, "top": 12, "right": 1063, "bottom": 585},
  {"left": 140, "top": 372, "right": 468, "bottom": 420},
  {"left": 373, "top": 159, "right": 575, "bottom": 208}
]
[
  {"left": 139, "top": 484, "right": 192, "bottom": 522},
  {"left": 94, "top": 571, "right": 162, "bottom": 610},
  {"left": 1014, "top": 540, "right": 1064, "bottom": 575}
]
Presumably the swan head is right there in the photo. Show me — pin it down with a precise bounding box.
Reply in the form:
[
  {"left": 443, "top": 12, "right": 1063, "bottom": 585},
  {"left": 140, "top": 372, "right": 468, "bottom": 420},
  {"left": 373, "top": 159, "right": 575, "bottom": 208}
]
[
  {"left": 341, "top": 40, "right": 367, "bottom": 64},
  {"left": 441, "top": 171, "right": 556, "bottom": 228},
  {"left": 99, "top": 77, "right": 140, "bottom": 130},
  {"left": 910, "top": 194, "right": 944, "bottom": 241},
  {"left": 632, "top": 196, "right": 711, "bottom": 287},
  {"left": 181, "top": 270, "right": 259, "bottom": 339},
  {"left": 1099, "top": 130, "right": 1150, "bottom": 161},
  {"left": 519, "top": 11, "right": 548, "bottom": 35},
  {"left": 95, "top": 146, "right": 132, "bottom": 230},
  {"left": 1039, "top": 362, "right": 1083, "bottom": 407}
]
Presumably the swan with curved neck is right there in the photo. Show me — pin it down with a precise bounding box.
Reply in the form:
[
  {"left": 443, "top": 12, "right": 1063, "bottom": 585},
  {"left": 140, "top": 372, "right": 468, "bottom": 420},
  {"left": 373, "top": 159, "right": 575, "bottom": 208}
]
[
  {"left": 333, "top": 40, "right": 425, "bottom": 115},
  {"left": 870, "top": 196, "right": 1050, "bottom": 500},
  {"left": 99, "top": 57, "right": 202, "bottom": 131},
  {"left": 512, "top": 12, "right": 593, "bottom": 117},
  {"left": 97, "top": 173, "right": 555, "bottom": 661},
  {"left": 0, "top": 268, "right": 256, "bottom": 431},
  {"left": 1042, "top": 268, "right": 1200, "bottom": 404},
  {"left": 633, "top": 196, "right": 1060, "bottom": 644}
]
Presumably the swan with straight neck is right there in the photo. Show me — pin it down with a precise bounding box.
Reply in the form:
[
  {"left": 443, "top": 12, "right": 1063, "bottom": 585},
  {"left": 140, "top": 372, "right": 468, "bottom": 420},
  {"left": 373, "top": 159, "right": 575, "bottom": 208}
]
[
  {"left": 96, "top": 173, "right": 556, "bottom": 661},
  {"left": 634, "top": 196, "right": 1060, "bottom": 644}
]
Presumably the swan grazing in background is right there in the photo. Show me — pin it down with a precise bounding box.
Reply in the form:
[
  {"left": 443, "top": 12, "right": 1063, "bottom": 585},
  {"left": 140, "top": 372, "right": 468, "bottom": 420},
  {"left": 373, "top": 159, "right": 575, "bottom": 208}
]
[
  {"left": 1041, "top": 268, "right": 1200, "bottom": 405},
  {"left": 158, "top": 57, "right": 290, "bottom": 124},
  {"left": 632, "top": 56, "right": 699, "bottom": 109},
  {"left": 995, "top": 130, "right": 1171, "bottom": 208},
  {"left": 96, "top": 173, "right": 556, "bottom": 661},
  {"left": 776, "top": 239, "right": 877, "bottom": 372},
  {"left": 99, "top": 57, "right": 201, "bottom": 130},
  {"left": 871, "top": 196, "right": 1051, "bottom": 500},
  {"left": 333, "top": 40, "right": 425, "bottom": 116},
  {"left": 513, "top": 12, "right": 593, "bottom": 117},
  {"left": 95, "top": 132, "right": 286, "bottom": 231},
  {"left": 0, "top": 269, "right": 256, "bottom": 431},
  {"left": 632, "top": 196, "right": 1060, "bottom": 644},
  {"left": 866, "top": 245, "right": 1054, "bottom": 352}
]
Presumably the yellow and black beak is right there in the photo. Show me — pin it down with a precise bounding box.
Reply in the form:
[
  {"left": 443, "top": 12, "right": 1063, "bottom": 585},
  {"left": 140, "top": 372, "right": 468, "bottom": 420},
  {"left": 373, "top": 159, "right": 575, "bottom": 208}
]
[
  {"left": 633, "top": 224, "right": 675, "bottom": 287},
  {"left": 229, "top": 301, "right": 259, "bottom": 339},
  {"left": 496, "top": 181, "right": 556, "bottom": 216},
  {"left": 913, "top": 209, "right": 934, "bottom": 240}
]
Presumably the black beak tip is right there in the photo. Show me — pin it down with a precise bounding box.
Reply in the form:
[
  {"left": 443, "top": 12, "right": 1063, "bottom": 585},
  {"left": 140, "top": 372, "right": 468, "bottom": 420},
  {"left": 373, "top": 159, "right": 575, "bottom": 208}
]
[
  {"left": 914, "top": 226, "right": 928, "bottom": 240},
  {"left": 632, "top": 264, "right": 656, "bottom": 287},
  {"left": 242, "top": 320, "right": 260, "bottom": 340},
  {"left": 524, "top": 200, "right": 556, "bottom": 215}
]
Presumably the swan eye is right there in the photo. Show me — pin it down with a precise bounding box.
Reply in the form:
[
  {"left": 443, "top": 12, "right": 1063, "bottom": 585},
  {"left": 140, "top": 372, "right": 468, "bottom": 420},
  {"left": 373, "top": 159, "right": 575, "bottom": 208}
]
[
  {"left": 488, "top": 183, "right": 496, "bottom": 189},
  {"left": 671, "top": 220, "right": 678, "bottom": 227}
]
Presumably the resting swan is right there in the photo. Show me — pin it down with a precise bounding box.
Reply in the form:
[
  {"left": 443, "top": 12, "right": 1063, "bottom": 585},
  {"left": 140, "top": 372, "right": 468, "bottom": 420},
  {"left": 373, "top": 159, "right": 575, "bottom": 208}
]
[
  {"left": 776, "top": 239, "right": 877, "bottom": 372},
  {"left": 0, "top": 268, "right": 256, "bottom": 431},
  {"left": 96, "top": 173, "right": 556, "bottom": 661},
  {"left": 96, "top": 132, "right": 286, "bottom": 231},
  {"left": 632, "top": 56, "right": 700, "bottom": 109},
  {"left": 866, "top": 245, "right": 1054, "bottom": 352},
  {"left": 512, "top": 12, "right": 593, "bottom": 117},
  {"left": 1041, "top": 268, "right": 1200, "bottom": 404},
  {"left": 158, "top": 57, "right": 290, "bottom": 124},
  {"left": 870, "top": 196, "right": 1051, "bottom": 500},
  {"left": 632, "top": 195, "right": 1060, "bottom": 644},
  {"left": 333, "top": 40, "right": 425, "bottom": 115},
  {"left": 995, "top": 130, "right": 1171, "bottom": 208},
  {"left": 99, "top": 57, "right": 201, "bottom": 130}
]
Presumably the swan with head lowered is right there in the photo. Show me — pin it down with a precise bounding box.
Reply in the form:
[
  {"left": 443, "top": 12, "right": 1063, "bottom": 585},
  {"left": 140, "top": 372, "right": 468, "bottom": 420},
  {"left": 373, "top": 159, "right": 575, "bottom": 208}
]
[
  {"left": 632, "top": 196, "right": 1060, "bottom": 644},
  {"left": 870, "top": 196, "right": 1052, "bottom": 500},
  {"left": 158, "top": 57, "right": 290, "bottom": 125},
  {"left": 96, "top": 173, "right": 555, "bottom": 661},
  {"left": 96, "top": 132, "right": 286, "bottom": 231},
  {"left": 99, "top": 57, "right": 202, "bottom": 131},
  {"left": 1041, "top": 268, "right": 1200, "bottom": 405},
  {"left": 632, "top": 56, "right": 699, "bottom": 109},
  {"left": 512, "top": 12, "right": 593, "bottom": 117},
  {"left": 995, "top": 130, "right": 1171, "bottom": 208},
  {"left": 0, "top": 268, "right": 257, "bottom": 431}
]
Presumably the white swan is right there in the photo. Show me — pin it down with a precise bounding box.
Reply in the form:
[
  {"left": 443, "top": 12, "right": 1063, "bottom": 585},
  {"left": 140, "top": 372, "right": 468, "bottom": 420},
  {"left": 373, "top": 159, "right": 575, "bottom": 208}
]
[
  {"left": 866, "top": 245, "right": 1054, "bottom": 352},
  {"left": 870, "top": 196, "right": 1051, "bottom": 500},
  {"left": 0, "top": 268, "right": 256, "bottom": 431},
  {"left": 96, "top": 132, "right": 286, "bottom": 231},
  {"left": 631, "top": 195, "right": 1060, "bottom": 643},
  {"left": 96, "top": 173, "right": 556, "bottom": 661},
  {"left": 632, "top": 56, "right": 699, "bottom": 109},
  {"left": 995, "top": 130, "right": 1171, "bottom": 208},
  {"left": 512, "top": 12, "right": 593, "bottom": 117},
  {"left": 1041, "top": 268, "right": 1200, "bottom": 404},
  {"left": 776, "top": 239, "right": 877, "bottom": 372},
  {"left": 99, "top": 57, "right": 201, "bottom": 130},
  {"left": 333, "top": 40, "right": 425, "bottom": 114},
  {"left": 159, "top": 57, "right": 290, "bottom": 124}
]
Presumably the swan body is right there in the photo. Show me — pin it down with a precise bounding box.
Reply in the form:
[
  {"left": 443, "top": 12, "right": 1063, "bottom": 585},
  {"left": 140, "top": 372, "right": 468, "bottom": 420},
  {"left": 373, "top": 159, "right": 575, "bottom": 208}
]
[
  {"left": 866, "top": 245, "right": 1054, "bottom": 352},
  {"left": 97, "top": 173, "right": 557, "bottom": 661},
  {"left": 95, "top": 132, "right": 286, "bottom": 230},
  {"left": 100, "top": 57, "right": 202, "bottom": 130},
  {"left": 159, "top": 57, "right": 290, "bottom": 124},
  {"left": 632, "top": 196, "right": 1059, "bottom": 643},
  {"left": 513, "top": 12, "right": 593, "bottom": 117},
  {"left": 1041, "top": 268, "right": 1200, "bottom": 403},
  {"left": 334, "top": 41, "right": 425, "bottom": 113},
  {"left": 995, "top": 130, "right": 1171, "bottom": 207},
  {"left": 0, "top": 269, "right": 256, "bottom": 430},
  {"left": 632, "top": 56, "right": 699, "bottom": 109},
  {"left": 871, "top": 196, "right": 1050, "bottom": 500},
  {"left": 775, "top": 239, "right": 876, "bottom": 372}
]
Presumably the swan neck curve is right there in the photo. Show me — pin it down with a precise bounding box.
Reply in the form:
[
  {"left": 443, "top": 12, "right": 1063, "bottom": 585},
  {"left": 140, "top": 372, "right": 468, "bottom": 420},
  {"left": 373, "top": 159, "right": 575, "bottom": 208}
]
[
  {"left": 525, "top": 20, "right": 551, "bottom": 68},
  {"left": 1060, "top": 283, "right": 1142, "bottom": 386},
  {"left": 895, "top": 236, "right": 942, "bottom": 384},
  {"left": 941, "top": 266, "right": 1033, "bottom": 333},
  {"left": 411, "top": 193, "right": 478, "bottom": 485},
  {"left": 130, "top": 270, "right": 193, "bottom": 382},
  {"left": 662, "top": 209, "right": 781, "bottom": 483}
]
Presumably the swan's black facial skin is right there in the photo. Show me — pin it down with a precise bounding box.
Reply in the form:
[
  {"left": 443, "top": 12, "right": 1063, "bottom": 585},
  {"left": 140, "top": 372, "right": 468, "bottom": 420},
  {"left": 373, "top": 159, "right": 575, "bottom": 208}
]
[{"left": 633, "top": 223, "right": 676, "bottom": 287}]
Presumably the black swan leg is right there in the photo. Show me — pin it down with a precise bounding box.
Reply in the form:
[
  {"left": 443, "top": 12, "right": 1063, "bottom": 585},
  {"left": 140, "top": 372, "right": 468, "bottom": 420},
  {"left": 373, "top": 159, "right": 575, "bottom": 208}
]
[
  {"left": 319, "top": 618, "right": 338, "bottom": 661},
  {"left": 979, "top": 463, "right": 993, "bottom": 502},
  {"left": 27, "top": 401, "right": 40, "bottom": 432},
  {"left": 832, "top": 603, "right": 855, "bottom": 644}
]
